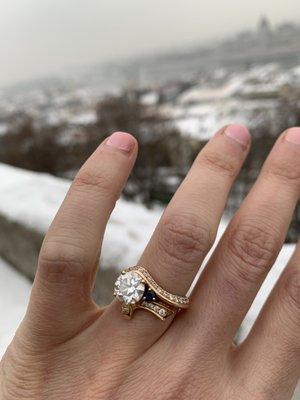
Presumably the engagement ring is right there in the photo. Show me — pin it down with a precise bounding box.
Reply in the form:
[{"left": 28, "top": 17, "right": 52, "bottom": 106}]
[{"left": 114, "top": 266, "right": 189, "bottom": 320}]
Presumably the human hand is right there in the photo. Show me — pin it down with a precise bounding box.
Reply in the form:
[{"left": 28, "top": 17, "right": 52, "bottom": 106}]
[{"left": 1, "top": 126, "right": 299, "bottom": 399}]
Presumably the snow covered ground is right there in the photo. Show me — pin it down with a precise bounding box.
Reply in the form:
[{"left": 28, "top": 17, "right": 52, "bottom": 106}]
[
  {"left": 0, "top": 163, "right": 298, "bottom": 396},
  {"left": 0, "top": 163, "right": 161, "bottom": 269},
  {"left": 0, "top": 257, "right": 31, "bottom": 356}
]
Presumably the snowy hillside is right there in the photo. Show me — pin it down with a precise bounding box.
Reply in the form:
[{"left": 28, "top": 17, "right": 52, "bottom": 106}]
[
  {"left": 1, "top": 63, "right": 300, "bottom": 144},
  {"left": 164, "top": 63, "right": 300, "bottom": 139}
]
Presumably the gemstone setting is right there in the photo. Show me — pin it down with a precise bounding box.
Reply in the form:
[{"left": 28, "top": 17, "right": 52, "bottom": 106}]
[
  {"left": 140, "top": 300, "right": 172, "bottom": 320},
  {"left": 122, "top": 266, "right": 189, "bottom": 308},
  {"left": 114, "top": 271, "right": 145, "bottom": 305},
  {"left": 144, "top": 288, "right": 156, "bottom": 302}
]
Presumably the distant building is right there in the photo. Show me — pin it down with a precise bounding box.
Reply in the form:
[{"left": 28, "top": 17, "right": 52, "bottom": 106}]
[
  {"left": 258, "top": 15, "right": 272, "bottom": 36},
  {"left": 213, "top": 15, "right": 300, "bottom": 66}
]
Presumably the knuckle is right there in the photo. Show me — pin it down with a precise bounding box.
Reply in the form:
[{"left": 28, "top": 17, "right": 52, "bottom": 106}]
[
  {"left": 73, "top": 168, "right": 114, "bottom": 198},
  {"left": 38, "top": 240, "right": 90, "bottom": 285},
  {"left": 226, "top": 221, "right": 279, "bottom": 285},
  {"left": 158, "top": 213, "right": 213, "bottom": 266},
  {"left": 199, "top": 150, "right": 238, "bottom": 177},
  {"left": 266, "top": 159, "right": 300, "bottom": 187}
]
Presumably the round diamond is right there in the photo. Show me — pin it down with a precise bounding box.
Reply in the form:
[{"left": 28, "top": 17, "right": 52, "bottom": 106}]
[
  {"left": 115, "top": 272, "right": 145, "bottom": 305},
  {"left": 159, "top": 309, "right": 167, "bottom": 317}
]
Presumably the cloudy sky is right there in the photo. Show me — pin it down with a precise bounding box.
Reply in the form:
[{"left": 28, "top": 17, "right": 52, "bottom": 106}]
[{"left": 0, "top": 0, "right": 299, "bottom": 87}]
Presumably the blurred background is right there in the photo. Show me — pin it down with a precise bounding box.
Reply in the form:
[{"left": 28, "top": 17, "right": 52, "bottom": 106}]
[{"left": 0, "top": 0, "right": 299, "bottom": 395}]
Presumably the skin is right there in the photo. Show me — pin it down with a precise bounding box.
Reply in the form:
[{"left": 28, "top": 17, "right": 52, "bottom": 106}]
[{"left": 0, "top": 125, "right": 299, "bottom": 400}]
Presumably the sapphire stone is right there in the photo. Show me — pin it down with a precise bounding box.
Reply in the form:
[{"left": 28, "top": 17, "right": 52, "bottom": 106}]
[{"left": 144, "top": 289, "right": 156, "bottom": 302}]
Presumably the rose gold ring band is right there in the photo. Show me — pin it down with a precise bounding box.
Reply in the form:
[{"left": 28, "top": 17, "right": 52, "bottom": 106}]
[{"left": 114, "top": 266, "right": 189, "bottom": 321}]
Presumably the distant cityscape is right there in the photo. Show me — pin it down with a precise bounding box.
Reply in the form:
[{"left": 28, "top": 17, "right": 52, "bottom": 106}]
[
  {"left": 0, "top": 16, "right": 299, "bottom": 241},
  {"left": 216, "top": 16, "right": 300, "bottom": 63},
  {"left": 119, "top": 16, "right": 300, "bottom": 88},
  {"left": 1, "top": 16, "right": 300, "bottom": 139}
]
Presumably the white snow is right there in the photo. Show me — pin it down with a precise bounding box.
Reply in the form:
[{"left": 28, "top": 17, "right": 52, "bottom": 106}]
[
  {"left": 0, "top": 258, "right": 31, "bottom": 356},
  {"left": 102, "top": 200, "right": 160, "bottom": 268},
  {"left": 0, "top": 123, "right": 8, "bottom": 136},
  {"left": 178, "top": 77, "right": 242, "bottom": 104},
  {"left": 0, "top": 163, "right": 161, "bottom": 268},
  {"left": 140, "top": 91, "right": 159, "bottom": 106},
  {"left": 0, "top": 163, "right": 71, "bottom": 234},
  {"left": 172, "top": 98, "right": 279, "bottom": 140},
  {"left": 177, "top": 64, "right": 291, "bottom": 107},
  {"left": 68, "top": 111, "right": 97, "bottom": 126},
  {"left": 168, "top": 63, "right": 300, "bottom": 140}
]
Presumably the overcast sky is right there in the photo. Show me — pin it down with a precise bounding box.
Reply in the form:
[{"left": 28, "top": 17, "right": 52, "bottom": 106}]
[{"left": 0, "top": 0, "right": 299, "bottom": 87}]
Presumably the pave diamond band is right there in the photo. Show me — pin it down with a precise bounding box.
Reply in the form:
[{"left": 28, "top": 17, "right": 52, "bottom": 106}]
[{"left": 114, "top": 266, "right": 189, "bottom": 320}]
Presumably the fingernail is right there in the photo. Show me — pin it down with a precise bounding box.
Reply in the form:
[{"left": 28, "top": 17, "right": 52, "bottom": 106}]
[
  {"left": 285, "top": 127, "right": 300, "bottom": 145},
  {"left": 224, "top": 124, "right": 250, "bottom": 147},
  {"left": 106, "top": 132, "right": 135, "bottom": 152}
]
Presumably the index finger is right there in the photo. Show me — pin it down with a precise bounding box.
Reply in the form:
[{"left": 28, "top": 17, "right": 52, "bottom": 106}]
[{"left": 25, "top": 132, "right": 138, "bottom": 343}]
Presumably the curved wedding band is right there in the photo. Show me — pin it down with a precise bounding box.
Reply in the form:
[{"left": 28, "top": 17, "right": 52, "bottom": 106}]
[{"left": 113, "top": 266, "right": 190, "bottom": 320}]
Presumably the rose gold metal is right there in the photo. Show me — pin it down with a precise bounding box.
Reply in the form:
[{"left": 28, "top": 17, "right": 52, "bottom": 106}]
[{"left": 115, "top": 266, "right": 190, "bottom": 321}]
